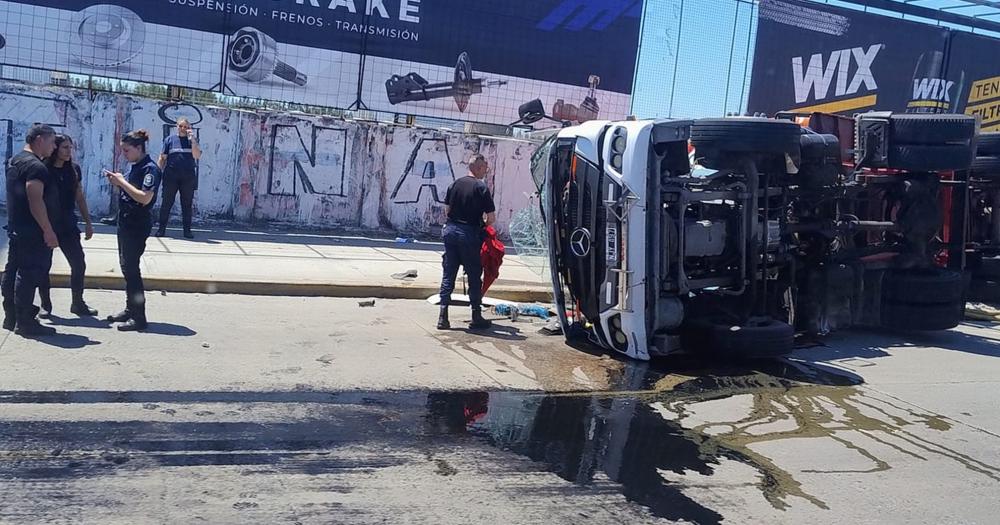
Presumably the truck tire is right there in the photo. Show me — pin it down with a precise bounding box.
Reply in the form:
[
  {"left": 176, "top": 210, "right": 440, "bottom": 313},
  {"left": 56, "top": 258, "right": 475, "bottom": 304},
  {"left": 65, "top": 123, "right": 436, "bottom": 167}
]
[
  {"left": 691, "top": 118, "right": 802, "bottom": 157},
  {"left": 977, "top": 132, "right": 1000, "bottom": 157},
  {"left": 890, "top": 114, "right": 977, "bottom": 145},
  {"left": 974, "top": 257, "right": 1000, "bottom": 281},
  {"left": 881, "top": 301, "right": 963, "bottom": 331},
  {"left": 883, "top": 268, "right": 964, "bottom": 304},
  {"left": 967, "top": 279, "right": 1000, "bottom": 303},
  {"left": 972, "top": 156, "right": 1000, "bottom": 178},
  {"left": 682, "top": 318, "right": 795, "bottom": 358},
  {"left": 888, "top": 144, "right": 974, "bottom": 172}
]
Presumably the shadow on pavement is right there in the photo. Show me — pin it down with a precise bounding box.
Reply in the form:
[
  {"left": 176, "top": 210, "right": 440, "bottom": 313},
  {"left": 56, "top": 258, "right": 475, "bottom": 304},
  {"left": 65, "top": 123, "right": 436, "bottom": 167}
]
[
  {"left": 795, "top": 325, "right": 1000, "bottom": 363},
  {"left": 28, "top": 332, "right": 99, "bottom": 350},
  {"left": 463, "top": 323, "right": 527, "bottom": 341},
  {"left": 144, "top": 322, "right": 197, "bottom": 336},
  {"left": 45, "top": 315, "right": 111, "bottom": 329}
]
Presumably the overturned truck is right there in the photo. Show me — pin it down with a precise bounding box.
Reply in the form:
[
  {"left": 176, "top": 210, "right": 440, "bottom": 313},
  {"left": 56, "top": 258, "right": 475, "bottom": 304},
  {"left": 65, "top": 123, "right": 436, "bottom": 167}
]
[{"left": 533, "top": 112, "right": 979, "bottom": 360}]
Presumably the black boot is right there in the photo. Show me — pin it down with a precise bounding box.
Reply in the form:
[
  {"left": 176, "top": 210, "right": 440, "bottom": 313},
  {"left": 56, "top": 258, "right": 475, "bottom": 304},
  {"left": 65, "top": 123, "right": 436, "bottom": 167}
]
[
  {"left": 117, "top": 319, "right": 148, "bottom": 332},
  {"left": 469, "top": 309, "right": 492, "bottom": 330},
  {"left": 437, "top": 306, "right": 450, "bottom": 330},
  {"left": 39, "top": 293, "right": 52, "bottom": 318},
  {"left": 106, "top": 310, "right": 132, "bottom": 323},
  {"left": 14, "top": 308, "right": 55, "bottom": 337},
  {"left": 183, "top": 229, "right": 194, "bottom": 239},
  {"left": 3, "top": 300, "right": 15, "bottom": 331},
  {"left": 71, "top": 301, "right": 99, "bottom": 317}
]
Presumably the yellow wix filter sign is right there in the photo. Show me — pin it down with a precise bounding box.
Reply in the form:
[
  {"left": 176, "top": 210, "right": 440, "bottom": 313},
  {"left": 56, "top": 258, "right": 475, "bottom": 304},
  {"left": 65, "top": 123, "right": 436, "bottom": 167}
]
[{"left": 966, "top": 76, "right": 1000, "bottom": 132}]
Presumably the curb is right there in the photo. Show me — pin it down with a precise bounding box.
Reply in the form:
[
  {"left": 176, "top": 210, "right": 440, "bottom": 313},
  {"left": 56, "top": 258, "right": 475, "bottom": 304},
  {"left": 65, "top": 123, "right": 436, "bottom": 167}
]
[{"left": 46, "top": 273, "right": 554, "bottom": 303}]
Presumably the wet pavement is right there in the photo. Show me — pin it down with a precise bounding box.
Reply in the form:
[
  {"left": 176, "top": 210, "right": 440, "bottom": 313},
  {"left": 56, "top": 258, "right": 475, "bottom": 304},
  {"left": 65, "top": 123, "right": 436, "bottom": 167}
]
[{"left": 2, "top": 292, "right": 1000, "bottom": 523}]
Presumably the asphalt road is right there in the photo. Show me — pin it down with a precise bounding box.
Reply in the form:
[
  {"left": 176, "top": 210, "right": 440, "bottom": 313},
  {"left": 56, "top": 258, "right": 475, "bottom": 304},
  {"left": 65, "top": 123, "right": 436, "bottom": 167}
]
[{"left": 1, "top": 290, "right": 999, "bottom": 524}]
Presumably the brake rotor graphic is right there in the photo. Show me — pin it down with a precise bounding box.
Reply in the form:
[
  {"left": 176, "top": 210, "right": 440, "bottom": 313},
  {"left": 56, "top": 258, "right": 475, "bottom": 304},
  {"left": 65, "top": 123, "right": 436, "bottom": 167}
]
[
  {"left": 454, "top": 52, "right": 473, "bottom": 112},
  {"left": 71, "top": 5, "right": 146, "bottom": 67}
]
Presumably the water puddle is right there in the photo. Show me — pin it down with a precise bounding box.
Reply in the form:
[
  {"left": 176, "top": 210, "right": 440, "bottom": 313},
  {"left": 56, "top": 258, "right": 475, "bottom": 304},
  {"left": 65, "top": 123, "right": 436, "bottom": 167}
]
[{"left": 1, "top": 358, "right": 998, "bottom": 523}]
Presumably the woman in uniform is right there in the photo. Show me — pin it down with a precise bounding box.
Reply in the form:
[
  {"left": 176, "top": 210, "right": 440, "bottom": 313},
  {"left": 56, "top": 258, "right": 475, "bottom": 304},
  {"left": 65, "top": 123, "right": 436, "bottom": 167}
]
[
  {"left": 39, "top": 134, "right": 98, "bottom": 317},
  {"left": 104, "top": 129, "right": 162, "bottom": 332}
]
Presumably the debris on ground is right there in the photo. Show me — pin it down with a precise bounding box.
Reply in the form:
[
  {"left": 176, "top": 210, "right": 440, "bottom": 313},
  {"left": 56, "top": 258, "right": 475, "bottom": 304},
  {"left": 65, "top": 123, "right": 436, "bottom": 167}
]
[
  {"left": 394, "top": 237, "right": 415, "bottom": 243},
  {"left": 391, "top": 269, "right": 419, "bottom": 281},
  {"left": 358, "top": 299, "right": 376, "bottom": 308},
  {"left": 201, "top": 342, "right": 211, "bottom": 349},
  {"left": 965, "top": 303, "right": 1000, "bottom": 322},
  {"left": 539, "top": 318, "right": 563, "bottom": 335},
  {"left": 494, "top": 303, "right": 551, "bottom": 320}
]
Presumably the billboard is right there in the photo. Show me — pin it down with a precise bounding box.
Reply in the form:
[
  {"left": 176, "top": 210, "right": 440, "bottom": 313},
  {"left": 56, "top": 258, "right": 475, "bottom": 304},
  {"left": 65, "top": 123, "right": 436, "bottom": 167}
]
[
  {"left": 948, "top": 32, "right": 1000, "bottom": 132},
  {"left": 748, "top": 0, "right": 1000, "bottom": 130},
  {"left": 0, "top": 0, "right": 643, "bottom": 125}
]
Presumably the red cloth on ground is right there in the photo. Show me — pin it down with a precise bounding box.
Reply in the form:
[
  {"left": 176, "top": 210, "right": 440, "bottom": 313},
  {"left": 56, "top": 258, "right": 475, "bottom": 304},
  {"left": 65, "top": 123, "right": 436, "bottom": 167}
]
[{"left": 481, "top": 226, "right": 505, "bottom": 295}]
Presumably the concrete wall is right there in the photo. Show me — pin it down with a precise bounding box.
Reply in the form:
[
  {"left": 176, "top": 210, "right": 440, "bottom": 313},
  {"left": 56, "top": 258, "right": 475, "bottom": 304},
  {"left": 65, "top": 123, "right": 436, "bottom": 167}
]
[{"left": 0, "top": 83, "right": 539, "bottom": 238}]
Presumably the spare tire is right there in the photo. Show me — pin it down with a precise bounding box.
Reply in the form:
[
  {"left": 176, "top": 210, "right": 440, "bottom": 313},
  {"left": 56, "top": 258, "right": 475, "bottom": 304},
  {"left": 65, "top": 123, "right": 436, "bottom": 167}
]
[
  {"left": 691, "top": 118, "right": 802, "bottom": 157},
  {"left": 883, "top": 267, "right": 965, "bottom": 304},
  {"left": 967, "top": 279, "right": 1000, "bottom": 303},
  {"left": 890, "top": 114, "right": 977, "bottom": 145},
  {"left": 972, "top": 156, "right": 1000, "bottom": 177},
  {"left": 977, "top": 132, "right": 1000, "bottom": 157},
  {"left": 682, "top": 318, "right": 794, "bottom": 358},
  {"left": 888, "top": 144, "right": 974, "bottom": 171},
  {"left": 882, "top": 301, "right": 963, "bottom": 331}
]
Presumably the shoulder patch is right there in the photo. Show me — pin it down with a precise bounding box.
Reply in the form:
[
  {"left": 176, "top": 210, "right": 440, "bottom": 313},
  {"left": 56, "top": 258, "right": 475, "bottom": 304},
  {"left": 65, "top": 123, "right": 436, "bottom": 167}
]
[{"left": 143, "top": 173, "right": 154, "bottom": 187}]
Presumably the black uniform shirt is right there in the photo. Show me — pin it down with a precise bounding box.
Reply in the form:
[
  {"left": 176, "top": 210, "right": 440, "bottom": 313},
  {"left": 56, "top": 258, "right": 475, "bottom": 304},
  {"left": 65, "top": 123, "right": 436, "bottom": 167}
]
[
  {"left": 445, "top": 176, "right": 496, "bottom": 226},
  {"left": 118, "top": 155, "right": 162, "bottom": 229},
  {"left": 6, "top": 151, "right": 57, "bottom": 239},
  {"left": 162, "top": 134, "right": 196, "bottom": 175},
  {"left": 49, "top": 162, "right": 82, "bottom": 234}
]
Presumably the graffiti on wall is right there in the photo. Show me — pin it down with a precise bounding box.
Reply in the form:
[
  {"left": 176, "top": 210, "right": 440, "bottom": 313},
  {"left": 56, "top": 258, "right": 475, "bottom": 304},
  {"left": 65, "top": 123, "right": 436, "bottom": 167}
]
[
  {"left": 0, "top": 82, "right": 537, "bottom": 236},
  {"left": 390, "top": 138, "right": 456, "bottom": 205},
  {"left": 267, "top": 124, "right": 349, "bottom": 197},
  {"left": 0, "top": 91, "right": 68, "bottom": 165}
]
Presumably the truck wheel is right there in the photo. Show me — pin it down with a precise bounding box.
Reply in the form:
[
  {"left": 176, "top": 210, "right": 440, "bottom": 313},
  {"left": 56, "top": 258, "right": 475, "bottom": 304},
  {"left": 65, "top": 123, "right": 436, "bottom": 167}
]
[
  {"left": 977, "top": 132, "right": 1000, "bottom": 157},
  {"left": 682, "top": 318, "right": 794, "bottom": 358},
  {"left": 888, "top": 144, "right": 974, "bottom": 172},
  {"left": 691, "top": 118, "right": 802, "bottom": 157},
  {"left": 883, "top": 268, "right": 964, "bottom": 304},
  {"left": 972, "top": 156, "right": 1000, "bottom": 178},
  {"left": 974, "top": 257, "right": 1000, "bottom": 281},
  {"left": 967, "top": 279, "right": 1000, "bottom": 303},
  {"left": 881, "top": 301, "right": 963, "bottom": 331},
  {"left": 889, "top": 114, "right": 977, "bottom": 145}
]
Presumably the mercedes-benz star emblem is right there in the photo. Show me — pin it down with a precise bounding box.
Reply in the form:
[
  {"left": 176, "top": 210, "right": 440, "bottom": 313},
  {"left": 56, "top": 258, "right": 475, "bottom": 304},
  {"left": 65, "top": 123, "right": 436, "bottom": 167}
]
[{"left": 570, "top": 228, "right": 592, "bottom": 257}]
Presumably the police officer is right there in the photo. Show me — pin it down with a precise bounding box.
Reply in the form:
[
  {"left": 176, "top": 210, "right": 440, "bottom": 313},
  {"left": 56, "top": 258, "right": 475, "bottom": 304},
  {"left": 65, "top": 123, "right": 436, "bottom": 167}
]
[
  {"left": 437, "top": 153, "right": 496, "bottom": 331},
  {"left": 104, "top": 129, "right": 162, "bottom": 332},
  {"left": 156, "top": 117, "right": 200, "bottom": 239},
  {"left": 1, "top": 124, "right": 59, "bottom": 336},
  {"left": 38, "top": 134, "right": 98, "bottom": 317}
]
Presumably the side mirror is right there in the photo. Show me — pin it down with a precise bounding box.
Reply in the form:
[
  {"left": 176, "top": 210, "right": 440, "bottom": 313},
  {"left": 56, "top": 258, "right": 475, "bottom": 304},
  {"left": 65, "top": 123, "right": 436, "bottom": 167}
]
[{"left": 518, "top": 99, "right": 547, "bottom": 125}]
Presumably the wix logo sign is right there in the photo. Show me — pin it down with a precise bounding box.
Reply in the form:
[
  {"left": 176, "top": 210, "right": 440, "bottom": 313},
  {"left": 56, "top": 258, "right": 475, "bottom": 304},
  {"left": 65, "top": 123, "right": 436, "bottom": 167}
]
[
  {"left": 912, "top": 78, "right": 954, "bottom": 103},
  {"left": 791, "top": 44, "right": 882, "bottom": 104}
]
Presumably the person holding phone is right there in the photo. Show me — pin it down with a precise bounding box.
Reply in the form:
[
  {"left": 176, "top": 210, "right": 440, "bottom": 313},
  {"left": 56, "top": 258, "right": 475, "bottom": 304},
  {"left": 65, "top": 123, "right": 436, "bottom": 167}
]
[
  {"left": 37, "top": 134, "right": 98, "bottom": 318},
  {"left": 156, "top": 117, "right": 200, "bottom": 239},
  {"left": 2, "top": 124, "right": 59, "bottom": 336},
  {"left": 104, "top": 129, "right": 162, "bottom": 332}
]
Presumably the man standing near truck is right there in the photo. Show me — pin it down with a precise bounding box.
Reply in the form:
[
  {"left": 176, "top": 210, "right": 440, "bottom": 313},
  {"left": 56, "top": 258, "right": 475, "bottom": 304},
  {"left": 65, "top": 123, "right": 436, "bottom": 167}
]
[{"left": 437, "top": 153, "right": 496, "bottom": 331}]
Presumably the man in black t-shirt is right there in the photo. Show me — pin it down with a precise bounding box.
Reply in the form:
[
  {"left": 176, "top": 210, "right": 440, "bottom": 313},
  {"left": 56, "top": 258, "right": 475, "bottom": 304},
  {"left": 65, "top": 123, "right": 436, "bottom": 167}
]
[
  {"left": 2, "top": 124, "right": 59, "bottom": 336},
  {"left": 437, "top": 153, "right": 497, "bottom": 331}
]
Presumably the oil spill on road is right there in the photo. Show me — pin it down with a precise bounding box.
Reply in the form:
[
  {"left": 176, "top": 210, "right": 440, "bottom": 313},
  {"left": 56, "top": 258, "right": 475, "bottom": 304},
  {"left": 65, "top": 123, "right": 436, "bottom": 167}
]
[{"left": 0, "top": 359, "right": 997, "bottom": 524}]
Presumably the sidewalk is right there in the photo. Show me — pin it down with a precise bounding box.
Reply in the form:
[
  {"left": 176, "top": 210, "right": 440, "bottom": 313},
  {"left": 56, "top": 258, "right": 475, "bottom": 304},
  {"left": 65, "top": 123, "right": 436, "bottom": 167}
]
[{"left": 0, "top": 223, "right": 554, "bottom": 303}]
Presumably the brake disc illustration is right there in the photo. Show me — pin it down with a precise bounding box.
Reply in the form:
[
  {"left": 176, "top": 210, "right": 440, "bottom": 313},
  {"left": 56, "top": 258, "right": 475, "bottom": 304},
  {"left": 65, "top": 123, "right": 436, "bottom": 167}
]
[
  {"left": 71, "top": 4, "right": 146, "bottom": 67},
  {"left": 228, "top": 27, "right": 308, "bottom": 86},
  {"left": 385, "top": 52, "right": 507, "bottom": 112}
]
